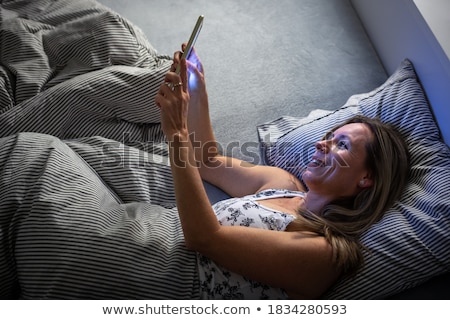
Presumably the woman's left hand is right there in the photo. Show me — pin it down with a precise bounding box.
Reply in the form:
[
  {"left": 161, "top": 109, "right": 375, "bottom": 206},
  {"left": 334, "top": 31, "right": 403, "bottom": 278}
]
[{"left": 155, "top": 59, "right": 190, "bottom": 141}]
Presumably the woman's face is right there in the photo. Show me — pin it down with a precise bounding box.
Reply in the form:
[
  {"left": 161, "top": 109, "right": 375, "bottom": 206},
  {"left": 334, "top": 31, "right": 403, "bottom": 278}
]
[{"left": 302, "top": 122, "right": 374, "bottom": 200}]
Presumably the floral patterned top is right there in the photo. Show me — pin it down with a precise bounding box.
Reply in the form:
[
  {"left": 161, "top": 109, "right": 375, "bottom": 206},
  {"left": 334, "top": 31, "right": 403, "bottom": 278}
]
[{"left": 197, "top": 189, "right": 305, "bottom": 299}]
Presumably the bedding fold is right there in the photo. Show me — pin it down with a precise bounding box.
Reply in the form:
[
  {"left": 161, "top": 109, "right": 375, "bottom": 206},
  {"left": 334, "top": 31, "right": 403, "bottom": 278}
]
[
  {"left": 0, "top": 0, "right": 201, "bottom": 299},
  {"left": 0, "top": 132, "right": 199, "bottom": 299},
  {"left": 1, "top": 0, "right": 171, "bottom": 142}
]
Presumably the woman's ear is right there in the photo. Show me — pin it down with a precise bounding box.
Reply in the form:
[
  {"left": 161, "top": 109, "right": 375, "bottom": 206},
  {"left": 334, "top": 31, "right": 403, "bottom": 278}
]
[{"left": 358, "top": 177, "right": 373, "bottom": 188}]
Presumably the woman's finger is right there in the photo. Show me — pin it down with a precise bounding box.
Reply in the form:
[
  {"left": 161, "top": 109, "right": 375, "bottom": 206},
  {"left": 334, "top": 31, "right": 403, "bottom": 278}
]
[
  {"left": 164, "top": 72, "right": 182, "bottom": 86},
  {"left": 171, "top": 51, "right": 183, "bottom": 72},
  {"left": 155, "top": 88, "right": 166, "bottom": 107},
  {"left": 156, "top": 83, "right": 169, "bottom": 101},
  {"left": 180, "top": 59, "right": 189, "bottom": 92},
  {"left": 173, "top": 51, "right": 182, "bottom": 63},
  {"left": 186, "top": 60, "right": 201, "bottom": 78},
  {"left": 187, "top": 46, "right": 204, "bottom": 75}
]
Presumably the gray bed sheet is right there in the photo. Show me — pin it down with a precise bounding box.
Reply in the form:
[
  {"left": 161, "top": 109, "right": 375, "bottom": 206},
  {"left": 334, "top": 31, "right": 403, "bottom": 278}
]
[{"left": 98, "top": 0, "right": 387, "bottom": 162}]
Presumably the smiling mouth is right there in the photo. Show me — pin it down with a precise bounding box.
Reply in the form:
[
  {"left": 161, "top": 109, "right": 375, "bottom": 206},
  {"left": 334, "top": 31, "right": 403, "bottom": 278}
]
[{"left": 309, "top": 158, "right": 326, "bottom": 167}]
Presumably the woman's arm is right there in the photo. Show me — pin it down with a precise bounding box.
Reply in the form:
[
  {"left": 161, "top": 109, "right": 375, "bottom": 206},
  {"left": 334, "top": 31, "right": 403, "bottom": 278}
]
[
  {"left": 155, "top": 58, "right": 220, "bottom": 248},
  {"left": 172, "top": 47, "right": 305, "bottom": 197},
  {"left": 171, "top": 46, "right": 217, "bottom": 164},
  {"left": 155, "top": 59, "right": 339, "bottom": 298}
]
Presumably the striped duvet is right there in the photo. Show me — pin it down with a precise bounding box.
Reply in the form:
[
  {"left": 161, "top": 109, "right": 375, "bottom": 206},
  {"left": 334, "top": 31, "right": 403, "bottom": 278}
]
[{"left": 0, "top": 0, "right": 201, "bottom": 299}]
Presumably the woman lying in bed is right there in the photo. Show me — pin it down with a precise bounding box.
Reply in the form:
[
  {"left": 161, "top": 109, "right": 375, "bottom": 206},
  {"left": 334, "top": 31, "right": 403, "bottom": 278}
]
[{"left": 155, "top": 46, "right": 410, "bottom": 299}]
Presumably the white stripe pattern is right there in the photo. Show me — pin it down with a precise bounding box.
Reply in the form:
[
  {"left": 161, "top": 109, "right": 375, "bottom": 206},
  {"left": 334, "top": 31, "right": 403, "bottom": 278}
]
[{"left": 0, "top": 0, "right": 201, "bottom": 299}]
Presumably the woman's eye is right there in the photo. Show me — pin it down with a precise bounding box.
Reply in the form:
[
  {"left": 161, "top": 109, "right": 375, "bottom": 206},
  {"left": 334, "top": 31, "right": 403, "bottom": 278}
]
[{"left": 338, "top": 141, "right": 349, "bottom": 149}]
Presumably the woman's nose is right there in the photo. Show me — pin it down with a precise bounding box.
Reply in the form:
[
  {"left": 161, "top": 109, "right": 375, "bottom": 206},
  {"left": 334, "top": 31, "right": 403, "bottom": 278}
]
[{"left": 315, "top": 140, "right": 330, "bottom": 153}]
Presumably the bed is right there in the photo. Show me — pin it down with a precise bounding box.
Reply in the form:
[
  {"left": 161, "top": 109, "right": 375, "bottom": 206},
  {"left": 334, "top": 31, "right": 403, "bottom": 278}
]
[{"left": 0, "top": 0, "right": 449, "bottom": 299}]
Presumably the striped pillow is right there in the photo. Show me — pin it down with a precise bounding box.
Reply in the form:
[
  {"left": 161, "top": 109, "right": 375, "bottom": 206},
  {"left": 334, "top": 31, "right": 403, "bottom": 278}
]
[{"left": 257, "top": 59, "right": 450, "bottom": 299}]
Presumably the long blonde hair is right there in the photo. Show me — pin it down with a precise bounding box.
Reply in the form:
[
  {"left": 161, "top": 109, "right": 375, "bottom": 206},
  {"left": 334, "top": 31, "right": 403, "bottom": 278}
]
[{"left": 288, "top": 115, "right": 410, "bottom": 275}]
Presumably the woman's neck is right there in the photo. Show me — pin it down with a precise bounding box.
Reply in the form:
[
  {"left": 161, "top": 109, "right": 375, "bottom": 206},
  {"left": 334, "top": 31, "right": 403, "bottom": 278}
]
[{"left": 303, "top": 191, "right": 332, "bottom": 215}]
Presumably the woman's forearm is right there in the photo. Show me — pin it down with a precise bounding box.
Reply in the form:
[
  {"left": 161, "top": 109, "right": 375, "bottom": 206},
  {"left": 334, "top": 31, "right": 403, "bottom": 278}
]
[
  {"left": 168, "top": 134, "right": 220, "bottom": 249},
  {"left": 187, "top": 90, "right": 219, "bottom": 164},
  {"left": 184, "top": 57, "right": 219, "bottom": 165}
]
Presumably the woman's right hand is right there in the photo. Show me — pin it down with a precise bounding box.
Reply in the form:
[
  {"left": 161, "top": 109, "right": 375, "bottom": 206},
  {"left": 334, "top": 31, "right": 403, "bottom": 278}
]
[
  {"left": 172, "top": 44, "right": 207, "bottom": 108},
  {"left": 172, "top": 44, "right": 217, "bottom": 165}
]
